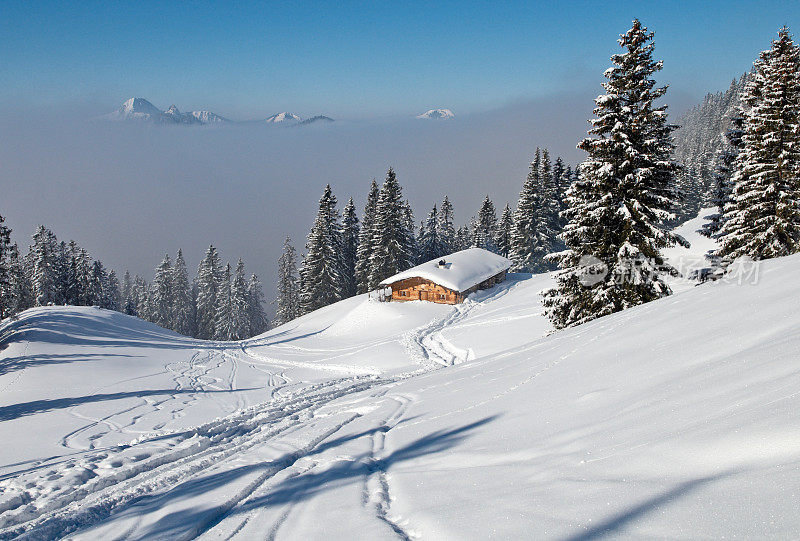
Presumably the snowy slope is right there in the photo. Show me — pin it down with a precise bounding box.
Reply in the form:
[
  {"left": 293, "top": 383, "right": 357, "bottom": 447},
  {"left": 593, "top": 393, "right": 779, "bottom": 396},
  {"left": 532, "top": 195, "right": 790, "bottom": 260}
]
[{"left": 2, "top": 215, "right": 799, "bottom": 539}]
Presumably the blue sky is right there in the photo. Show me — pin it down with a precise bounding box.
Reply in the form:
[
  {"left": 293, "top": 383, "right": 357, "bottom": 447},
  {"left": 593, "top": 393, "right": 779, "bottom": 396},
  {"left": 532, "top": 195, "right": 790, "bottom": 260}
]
[{"left": 2, "top": 1, "right": 799, "bottom": 118}]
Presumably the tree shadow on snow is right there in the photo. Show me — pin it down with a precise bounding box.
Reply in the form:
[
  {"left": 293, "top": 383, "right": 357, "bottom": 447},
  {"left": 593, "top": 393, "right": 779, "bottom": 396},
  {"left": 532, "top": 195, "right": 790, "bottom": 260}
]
[
  {"left": 130, "top": 416, "right": 499, "bottom": 538},
  {"left": 562, "top": 471, "right": 735, "bottom": 541},
  {"left": 0, "top": 352, "right": 142, "bottom": 377},
  {"left": 0, "top": 387, "right": 256, "bottom": 422}
]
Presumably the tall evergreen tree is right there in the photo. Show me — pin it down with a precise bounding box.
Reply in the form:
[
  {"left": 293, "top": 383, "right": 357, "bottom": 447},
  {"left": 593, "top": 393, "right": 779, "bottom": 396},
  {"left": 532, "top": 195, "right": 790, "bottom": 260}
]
[
  {"left": 5, "top": 244, "right": 33, "bottom": 317},
  {"left": 0, "top": 215, "right": 12, "bottom": 318},
  {"left": 438, "top": 196, "right": 456, "bottom": 254},
  {"left": 74, "top": 247, "right": 93, "bottom": 306},
  {"left": 341, "top": 198, "right": 360, "bottom": 298},
  {"left": 543, "top": 19, "right": 683, "bottom": 329},
  {"left": 28, "top": 226, "right": 59, "bottom": 307},
  {"left": 402, "top": 201, "right": 417, "bottom": 264},
  {"left": 509, "top": 150, "right": 559, "bottom": 272},
  {"left": 122, "top": 270, "right": 137, "bottom": 315},
  {"left": 716, "top": 27, "right": 800, "bottom": 261},
  {"left": 195, "top": 245, "right": 223, "bottom": 339},
  {"left": 702, "top": 114, "right": 744, "bottom": 238},
  {"left": 368, "top": 168, "right": 413, "bottom": 288},
  {"left": 274, "top": 236, "right": 301, "bottom": 326},
  {"left": 355, "top": 180, "right": 380, "bottom": 294},
  {"left": 553, "top": 157, "right": 567, "bottom": 210},
  {"left": 472, "top": 196, "right": 498, "bottom": 252},
  {"left": 495, "top": 204, "right": 513, "bottom": 258},
  {"left": 150, "top": 254, "right": 173, "bottom": 328},
  {"left": 214, "top": 262, "right": 233, "bottom": 340},
  {"left": 299, "top": 185, "right": 344, "bottom": 313},
  {"left": 106, "top": 270, "right": 121, "bottom": 311},
  {"left": 417, "top": 205, "right": 441, "bottom": 262},
  {"left": 87, "top": 260, "right": 109, "bottom": 308},
  {"left": 455, "top": 224, "right": 471, "bottom": 251},
  {"left": 133, "top": 275, "right": 150, "bottom": 320},
  {"left": 172, "top": 249, "right": 194, "bottom": 336},
  {"left": 247, "top": 274, "right": 269, "bottom": 336},
  {"left": 230, "top": 259, "right": 251, "bottom": 340}
]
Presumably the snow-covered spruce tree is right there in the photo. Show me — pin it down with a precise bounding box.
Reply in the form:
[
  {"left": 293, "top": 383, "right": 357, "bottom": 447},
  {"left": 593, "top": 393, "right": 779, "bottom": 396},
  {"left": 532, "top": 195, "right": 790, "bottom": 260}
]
[
  {"left": 553, "top": 157, "right": 567, "bottom": 210},
  {"left": 149, "top": 254, "right": 173, "bottom": 328},
  {"left": 247, "top": 274, "right": 269, "bottom": 336},
  {"left": 355, "top": 179, "right": 380, "bottom": 294},
  {"left": 106, "top": 270, "right": 121, "bottom": 311},
  {"left": 455, "top": 224, "right": 471, "bottom": 251},
  {"left": 121, "top": 270, "right": 137, "bottom": 315},
  {"left": 402, "top": 201, "right": 417, "bottom": 265},
  {"left": 716, "top": 27, "right": 800, "bottom": 261},
  {"left": 28, "top": 226, "right": 59, "bottom": 307},
  {"left": 417, "top": 205, "right": 440, "bottom": 262},
  {"left": 73, "top": 247, "right": 93, "bottom": 307},
  {"left": 509, "top": 149, "right": 560, "bottom": 272},
  {"left": 299, "top": 184, "right": 344, "bottom": 313},
  {"left": 543, "top": 19, "right": 683, "bottom": 329},
  {"left": 87, "top": 260, "right": 108, "bottom": 308},
  {"left": 541, "top": 149, "right": 564, "bottom": 246},
  {"left": 5, "top": 244, "right": 33, "bottom": 317},
  {"left": 273, "top": 236, "right": 301, "bottom": 326},
  {"left": 230, "top": 259, "right": 251, "bottom": 340},
  {"left": 195, "top": 245, "right": 222, "bottom": 339},
  {"left": 172, "top": 249, "right": 194, "bottom": 337},
  {"left": 472, "top": 196, "right": 498, "bottom": 252},
  {"left": 0, "top": 215, "right": 12, "bottom": 318},
  {"left": 701, "top": 114, "right": 744, "bottom": 238},
  {"left": 561, "top": 165, "right": 574, "bottom": 203},
  {"left": 133, "top": 275, "right": 150, "bottom": 319},
  {"left": 214, "top": 262, "right": 233, "bottom": 340},
  {"left": 341, "top": 198, "right": 360, "bottom": 298},
  {"left": 368, "top": 168, "right": 413, "bottom": 287},
  {"left": 495, "top": 204, "right": 513, "bottom": 258},
  {"left": 438, "top": 196, "right": 456, "bottom": 254}
]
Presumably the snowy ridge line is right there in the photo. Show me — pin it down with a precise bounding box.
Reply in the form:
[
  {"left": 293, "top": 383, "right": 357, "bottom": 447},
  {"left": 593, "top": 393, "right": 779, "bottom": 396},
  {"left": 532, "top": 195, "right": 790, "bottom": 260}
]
[{"left": 0, "top": 375, "right": 391, "bottom": 539}]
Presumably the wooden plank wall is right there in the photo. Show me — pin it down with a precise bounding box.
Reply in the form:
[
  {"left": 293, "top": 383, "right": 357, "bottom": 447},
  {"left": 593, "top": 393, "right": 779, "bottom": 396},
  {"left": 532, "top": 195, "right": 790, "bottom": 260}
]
[{"left": 388, "top": 269, "right": 508, "bottom": 304}]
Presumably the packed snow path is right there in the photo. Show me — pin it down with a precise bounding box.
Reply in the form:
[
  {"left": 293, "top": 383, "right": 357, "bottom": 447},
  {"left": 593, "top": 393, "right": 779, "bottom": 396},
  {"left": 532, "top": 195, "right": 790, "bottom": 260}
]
[{"left": 2, "top": 243, "right": 800, "bottom": 538}]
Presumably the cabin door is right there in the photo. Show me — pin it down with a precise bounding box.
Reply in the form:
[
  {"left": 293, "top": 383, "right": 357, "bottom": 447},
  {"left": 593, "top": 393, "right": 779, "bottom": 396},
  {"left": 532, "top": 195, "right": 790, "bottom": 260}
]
[{"left": 419, "top": 291, "right": 429, "bottom": 302}]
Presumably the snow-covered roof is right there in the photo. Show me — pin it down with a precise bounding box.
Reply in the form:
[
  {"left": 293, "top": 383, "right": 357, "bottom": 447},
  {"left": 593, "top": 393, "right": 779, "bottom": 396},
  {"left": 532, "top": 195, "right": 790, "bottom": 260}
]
[{"left": 380, "top": 248, "right": 512, "bottom": 293}]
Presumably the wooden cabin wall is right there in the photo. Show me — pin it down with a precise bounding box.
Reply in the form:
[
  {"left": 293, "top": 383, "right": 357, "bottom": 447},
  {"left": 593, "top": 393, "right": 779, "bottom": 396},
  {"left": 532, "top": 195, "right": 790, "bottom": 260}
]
[
  {"left": 390, "top": 277, "right": 461, "bottom": 304},
  {"left": 386, "top": 269, "right": 508, "bottom": 305}
]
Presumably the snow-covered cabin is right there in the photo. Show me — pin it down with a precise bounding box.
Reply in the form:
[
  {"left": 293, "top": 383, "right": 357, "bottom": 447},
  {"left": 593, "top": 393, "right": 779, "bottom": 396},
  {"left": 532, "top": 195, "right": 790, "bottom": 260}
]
[{"left": 380, "top": 248, "right": 512, "bottom": 304}]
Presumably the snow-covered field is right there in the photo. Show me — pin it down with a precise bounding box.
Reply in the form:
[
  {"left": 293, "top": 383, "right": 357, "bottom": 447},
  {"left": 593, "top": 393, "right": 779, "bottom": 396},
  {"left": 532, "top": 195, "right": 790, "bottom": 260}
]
[{"left": 1, "top": 214, "right": 799, "bottom": 539}]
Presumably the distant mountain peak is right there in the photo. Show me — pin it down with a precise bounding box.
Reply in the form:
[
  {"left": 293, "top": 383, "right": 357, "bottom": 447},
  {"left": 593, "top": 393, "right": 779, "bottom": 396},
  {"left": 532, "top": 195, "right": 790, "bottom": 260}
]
[
  {"left": 265, "top": 112, "right": 302, "bottom": 124},
  {"left": 103, "top": 97, "right": 163, "bottom": 121},
  {"left": 417, "top": 108, "right": 455, "bottom": 120}
]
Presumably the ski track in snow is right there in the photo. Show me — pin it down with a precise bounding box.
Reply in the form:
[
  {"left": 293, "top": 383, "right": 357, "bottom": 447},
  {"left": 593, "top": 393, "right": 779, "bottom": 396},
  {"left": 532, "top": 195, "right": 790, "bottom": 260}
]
[{"left": 0, "top": 278, "right": 525, "bottom": 539}]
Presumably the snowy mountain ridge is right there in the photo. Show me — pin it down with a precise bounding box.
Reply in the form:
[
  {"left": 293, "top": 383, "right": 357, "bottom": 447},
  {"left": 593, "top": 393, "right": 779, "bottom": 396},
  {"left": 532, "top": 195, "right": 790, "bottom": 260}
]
[
  {"left": 100, "top": 97, "right": 228, "bottom": 125},
  {"left": 1, "top": 212, "right": 799, "bottom": 538},
  {"left": 98, "top": 99, "right": 334, "bottom": 126}
]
